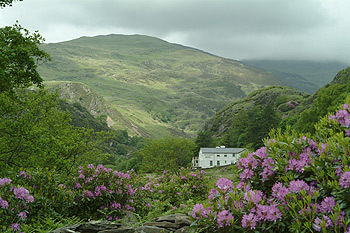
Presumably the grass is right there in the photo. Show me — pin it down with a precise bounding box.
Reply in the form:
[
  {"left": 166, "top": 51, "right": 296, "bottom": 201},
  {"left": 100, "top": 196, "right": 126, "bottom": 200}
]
[{"left": 38, "top": 34, "right": 283, "bottom": 138}]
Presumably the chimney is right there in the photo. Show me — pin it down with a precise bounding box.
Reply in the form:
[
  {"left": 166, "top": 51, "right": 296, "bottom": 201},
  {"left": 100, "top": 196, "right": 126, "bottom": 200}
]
[{"left": 220, "top": 146, "right": 225, "bottom": 148}]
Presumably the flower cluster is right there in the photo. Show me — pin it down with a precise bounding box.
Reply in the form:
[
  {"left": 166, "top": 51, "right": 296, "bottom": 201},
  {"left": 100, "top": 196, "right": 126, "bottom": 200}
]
[
  {"left": 67, "top": 164, "right": 138, "bottom": 220},
  {"left": 0, "top": 177, "right": 34, "bottom": 232},
  {"left": 192, "top": 102, "right": 350, "bottom": 232}
]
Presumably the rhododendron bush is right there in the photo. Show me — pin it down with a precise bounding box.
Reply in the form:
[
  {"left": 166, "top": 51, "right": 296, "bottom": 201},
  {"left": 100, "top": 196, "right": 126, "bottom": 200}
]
[{"left": 192, "top": 102, "right": 350, "bottom": 232}]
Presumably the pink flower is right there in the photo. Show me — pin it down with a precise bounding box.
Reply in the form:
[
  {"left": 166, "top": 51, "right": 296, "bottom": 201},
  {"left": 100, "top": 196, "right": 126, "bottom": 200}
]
[
  {"left": 192, "top": 204, "right": 208, "bottom": 219},
  {"left": 217, "top": 210, "right": 234, "bottom": 228},
  {"left": 216, "top": 178, "right": 233, "bottom": 193},
  {"left": 75, "top": 182, "right": 82, "bottom": 189},
  {"left": 339, "top": 171, "right": 350, "bottom": 188},
  {"left": 11, "top": 223, "right": 20, "bottom": 232},
  {"left": 241, "top": 213, "right": 258, "bottom": 229},
  {"left": 18, "top": 211, "right": 27, "bottom": 220},
  {"left": 0, "top": 178, "right": 11, "bottom": 186},
  {"left": 25, "top": 195, "right": 34, "bottom": 203},
  {"left": 0, "top": 197, "right": 9, "bottom": 209},
  {"left": 244, "top": 190, "right": 263, "bottom": 205},
  {"left": 320, "top": 197, "right": 336, "bottom": 213},
  {"left": 13, "top": 187, "right": 29, "bottom": 199}
]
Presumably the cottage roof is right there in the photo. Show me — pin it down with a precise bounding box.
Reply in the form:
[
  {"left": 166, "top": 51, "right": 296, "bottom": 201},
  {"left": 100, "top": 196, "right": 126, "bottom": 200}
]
[{"left": 200, "top": 147, "right": 245, "bottom": 154}]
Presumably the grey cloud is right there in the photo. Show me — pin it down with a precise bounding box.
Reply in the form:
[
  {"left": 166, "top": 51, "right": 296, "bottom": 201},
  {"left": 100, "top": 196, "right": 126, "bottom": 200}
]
[{"left": 1, "top": 0, "right": 349, "bottom": 63}]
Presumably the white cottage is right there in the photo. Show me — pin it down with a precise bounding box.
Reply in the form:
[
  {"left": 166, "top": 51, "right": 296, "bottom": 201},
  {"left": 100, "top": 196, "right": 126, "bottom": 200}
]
[{"left": 192, "top": 146, "right": 245, "bottom": 169}]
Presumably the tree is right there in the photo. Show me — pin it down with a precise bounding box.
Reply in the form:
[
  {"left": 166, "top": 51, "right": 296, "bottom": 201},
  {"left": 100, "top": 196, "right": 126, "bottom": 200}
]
[
  {"left": 194, "top": 131, "right": 215, "bottom": 155},
  {"left": 0, "top": 23, "right": 50, "bottom": 93},
  {"left": 0, "top": 0, "right": 22, "bottom": 8},
  {"left": 0, "top": 89, "right": 107, "bottom": 174},
  {"left": 136, "top": 137, "right": 196, "bottom": 173}
]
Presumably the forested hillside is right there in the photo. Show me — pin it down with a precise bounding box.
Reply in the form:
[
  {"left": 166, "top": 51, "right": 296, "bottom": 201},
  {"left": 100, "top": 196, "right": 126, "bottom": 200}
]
[{"left": 200, "top": 67, "right": 350, "bottom": 149}]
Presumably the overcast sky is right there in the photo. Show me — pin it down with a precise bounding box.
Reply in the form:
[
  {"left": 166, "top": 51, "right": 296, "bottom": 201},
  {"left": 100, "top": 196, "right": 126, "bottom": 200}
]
[{"left": 1, "top": 0, "right": 350, "bottom": 63}]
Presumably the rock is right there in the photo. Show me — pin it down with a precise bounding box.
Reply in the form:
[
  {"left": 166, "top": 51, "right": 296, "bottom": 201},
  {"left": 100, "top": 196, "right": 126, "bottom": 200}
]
[
  {"left": 49, "top": 214, "right": 195, "bottom": 233},
  {"left": 135, "top": 226, "right": 171, "bottom": 233}
]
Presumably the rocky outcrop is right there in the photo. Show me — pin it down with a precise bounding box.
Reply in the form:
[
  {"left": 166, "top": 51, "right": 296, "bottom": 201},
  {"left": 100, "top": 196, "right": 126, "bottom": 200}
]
[{"left": 50, "top": 214, "right": 195, "bottom": 233}]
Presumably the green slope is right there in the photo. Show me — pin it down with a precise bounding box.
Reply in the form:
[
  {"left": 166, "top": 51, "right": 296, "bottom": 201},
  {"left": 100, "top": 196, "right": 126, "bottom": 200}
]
[
  {"left": 38, "top": 34, "right": 283, "bottom": 138},
  {"left": 201, "top": 66, "right": 350, "bottom": 149}
]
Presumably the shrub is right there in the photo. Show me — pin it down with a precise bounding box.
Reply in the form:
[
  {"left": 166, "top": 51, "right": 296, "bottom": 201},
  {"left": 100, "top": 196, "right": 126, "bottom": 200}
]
[
  {"left": 9, "top": 168, "right": 75, "bottom": 221},
  {"left": 0, "top": 177, "right": 34, "bottom": 232},
  {"left": 66, "top": 164, "right": 138, "bottom": 221},
  {"left": 133, "top": 168, "right": 209, "bottom": 219},
  {"left": 192, "top": 101, "right": 350, "bottom": 232}
]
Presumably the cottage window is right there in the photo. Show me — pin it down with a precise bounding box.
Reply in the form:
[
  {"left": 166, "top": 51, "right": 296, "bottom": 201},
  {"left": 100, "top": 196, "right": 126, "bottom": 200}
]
[
  {"left": 217, "top": 154, "right": 220, "bottom": 157},
  {"left": 224, "top": 154, "right": 227, "bottom": 157},
  {"left": 225, "top": 161, "right": 227, "bottom": 164},
  {"left": 217, "top": 161, "right": 220, "bottom": 166},
  {"left": 210, "top": 161, "right": 213, "bottom": 166}
]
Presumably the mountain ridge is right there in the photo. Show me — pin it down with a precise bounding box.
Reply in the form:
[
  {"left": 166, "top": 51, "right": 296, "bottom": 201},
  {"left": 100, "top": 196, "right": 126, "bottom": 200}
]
[{"left": 38, "top": 34, "right": 283, "bottom": 137}]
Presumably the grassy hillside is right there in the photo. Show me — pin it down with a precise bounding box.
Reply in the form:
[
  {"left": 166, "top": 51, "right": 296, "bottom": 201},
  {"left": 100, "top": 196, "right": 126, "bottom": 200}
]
[
  {"left": 38, "top": 34, "right": 283, "bottom": 138},
  {"left": 242, "top": 60, "right": 348, "bottom": 93}
]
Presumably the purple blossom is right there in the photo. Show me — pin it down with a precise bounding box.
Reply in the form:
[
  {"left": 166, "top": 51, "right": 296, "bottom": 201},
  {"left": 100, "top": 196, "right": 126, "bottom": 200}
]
[
  {"left": 244, "top": 190, "right": 263, "bottom": 205},
  {"left": 271, "top": 182, "right": 289, "bottom": 202},
  {"left": 0, "top": 177, "right": 11, "bottom": 186},
  {"left": 208, "top": 188, "right": 219, "bottom": 200},
  {"left": 241, "top": 213, "right": 258, "bottom": 229},
  {"left": 87, "top": 164, "right": 94, "bottom": 169},
  {"left": 216, "top": 178, "right": 233, "bottom": 193},
  {"left": 288, "top": 180, "right": 310, "bottom": 193},
  {"left": 18, "top": 211, "right": 27, "bottom": 220},
  {"left": 181, "top": 175, "right": 188, "bottom": 180},
  {"left": 217, "top": 210, "right": 234, "bottom": 228},
  {"left": 0, "top": 197, "right": 9, "bottom": 209},
  {"left": 255, "top": 204, "right": 282, "bottom": 222},
  {"left": 110, "top": 201, "right": 121, "bottom": 210},
  {"left": 320, "top": 197, "right": 336, "bottom": 213},
  {"left": 192, "top": 204, "right": 208, "bottom": 219},
  {"left": 25, "top": 195, "right": 34, "bottom": 203},
  {"left": 339, "top": 171, "right": 350, "bottom": 188},
  {"left": 10, "top": 223, "right": 20, "bottom": 232},
  {"left": 75, "top": 182, "right": 82, "bottom": 189},
  {"left": 83, "top": 190, "right": 94, "bottom": 198},
  {"left": 240, "top": 169, "right": 254, "bottom": 180},
  {"left": 13, "top": 187, "right": 29, "bottom": 199}
]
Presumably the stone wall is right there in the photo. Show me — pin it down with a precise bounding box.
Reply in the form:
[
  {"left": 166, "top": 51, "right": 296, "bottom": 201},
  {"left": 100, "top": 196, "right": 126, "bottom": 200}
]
[{"left": 50, "top": 214, "right": 196, "bottom": 233}]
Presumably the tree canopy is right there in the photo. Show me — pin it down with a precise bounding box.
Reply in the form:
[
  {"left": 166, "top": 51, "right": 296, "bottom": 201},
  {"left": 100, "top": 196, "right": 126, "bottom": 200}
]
[
  {"left": 0, "top": 0, "right": 22, "bottom": 8},
  {"left": 135, "top": 137, "right": 196, "bottom": 173},
  {"left": 0, "top": 24, "right": 50, "bottom": 94}
]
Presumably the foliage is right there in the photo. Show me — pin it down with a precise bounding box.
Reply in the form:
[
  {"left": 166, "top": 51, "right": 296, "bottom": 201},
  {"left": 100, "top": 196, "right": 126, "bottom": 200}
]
[
  {"left": 0, "top": 23, "right": 50, "bottom": 94},
  {"left": 191, "top": 100, "right": 350, "bottom": 232},
  {"left": 203, "top": 86, "right": 306, "bottom": 150},
  {"left": 0, "top": 176, "right": 34, "bottom": 232},
  {"left": 295, "top": 68, "right": 350, "bottom": 133},
  {"left": 0, "top": 89, "right": 107, "bottom": 174},
  {"left": 135, "top": 137, "right": 196, "bottom": 173},
  {"left": 64, "top": 164, "right": 139, "bottom": 221},
  {"left": 131, "top": 168, "right": 209, "bottom": 221},
  {"left": 222, "top": 105, "right": 280, "bottom": 150},
  {"left": 8, "top": 168, "right": 75, "bottom": 221},
  {"left": 0, "top": 0, "right": 22, "bottom": 7}
]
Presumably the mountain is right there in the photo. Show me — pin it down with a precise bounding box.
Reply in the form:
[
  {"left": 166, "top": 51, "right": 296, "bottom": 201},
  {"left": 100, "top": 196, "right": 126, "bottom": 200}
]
[
  {"left": 38, "top": 34, "right": 283, "bottom": 138},
  {"left": 241, "top": 60, "right": 348, "bottom": 93},
  {"left": 200, "top": 66, "right": 350, "bottom": 149}
]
